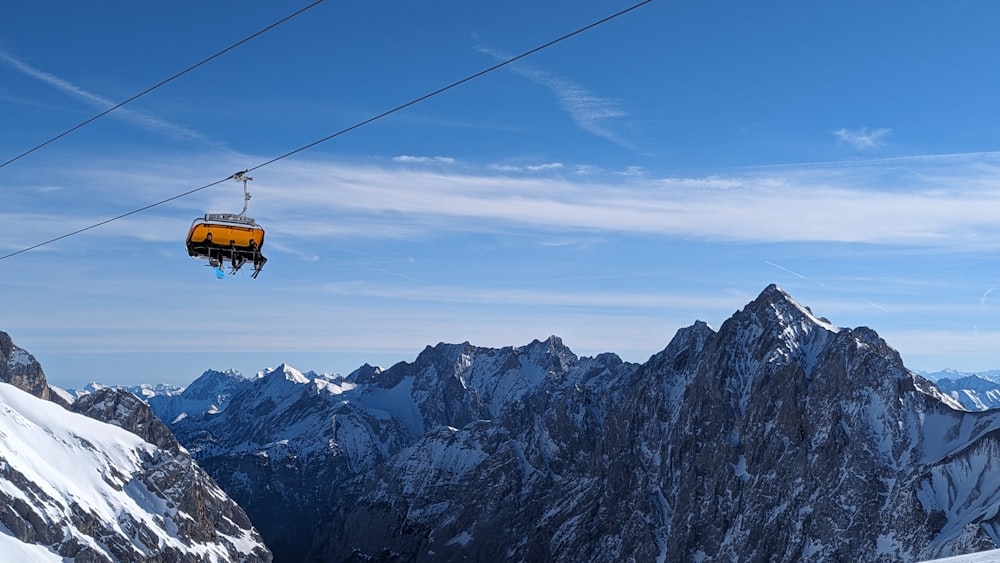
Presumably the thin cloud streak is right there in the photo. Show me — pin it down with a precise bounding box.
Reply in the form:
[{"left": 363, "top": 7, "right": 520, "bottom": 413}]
[
  {"left": 474, "top": 43, "right": 630, "bottom": 147},
  {"left": 0, "top": 50, "right": 207, "bottom": 142},
  {"left": 744, "top": 150, "right": 1000, "bottom": 171},
  {"left": 765, "top": 261, "right": 808, "bottom": 280},
  {"left": 865, "top": 300, "right": 890, "bottom": 313}
]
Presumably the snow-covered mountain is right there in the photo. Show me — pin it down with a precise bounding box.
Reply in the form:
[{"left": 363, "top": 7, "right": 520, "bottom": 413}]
[
  {"left": 0, "top": 383, "right": 271, "bottom": 562},
  {"left": 933, "top": 375, "right": 1000, "bottom": 411},
  {"left": 0, "top": 331, "right": 272, "bottom": 562},
  {"left": 140, "top": 284, "right": 1000, "bottom": 561},
  {"left": 150, "top": 339, "right": 618, "bottom": 561},
  {"left": 15, "top": 285, "right": 1000, "bottom": 561},
  {"left": 142, "top": 368, "right": 250, "bottom": 425},
  {"left": 68, "top": 381, "right": 184, "bottom": 401},
  {"left": 325, "top": 285, "right": 1000, "bottom": 561},
  {"left": 920, "top": 369, "right": 1000, "bottom": 384}
]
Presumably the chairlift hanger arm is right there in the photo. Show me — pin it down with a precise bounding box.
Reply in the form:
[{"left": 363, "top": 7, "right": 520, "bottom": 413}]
[{"left": 232, "top": 171, "right": 253, "bottom": 217}]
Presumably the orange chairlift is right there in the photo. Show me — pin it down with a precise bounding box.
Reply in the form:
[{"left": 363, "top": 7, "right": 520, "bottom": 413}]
[{"left": 185, "top": 171, "right": 267, "bottom": 278}]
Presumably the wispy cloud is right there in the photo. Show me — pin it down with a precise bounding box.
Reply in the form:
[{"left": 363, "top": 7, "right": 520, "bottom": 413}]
[
  {"left": 488, "top": 162, "right": 564, "bottom": 173},
  {"left": 981, "top": 288, "right": 994, "bottom": 307},
  {"left": 474, "top": 43, "right": 629, "bottom": 147},
  {"left": 13, "top": 152, "right": 1000, "bottom": 253},
  {"left": 0, "top": 50, "right": 207, "bottom": 142},
  {"left": 393, "top": 155, "right": 456, "bottom": 165},
  {"left": 246, "top": 158, "right": 1000, "bottom": 248},
  {"left": 833, "top": 127, "right": 891, "bottom": 151}
]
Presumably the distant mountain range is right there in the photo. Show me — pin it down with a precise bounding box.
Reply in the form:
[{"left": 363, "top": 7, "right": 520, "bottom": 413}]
[
  {"left": 916, "top": 370, "right": 1000, "bottom": 411},
  {"left": 919, "top": 369, "right": 1000, "bottom": 383},
  {"left": 9, "top": 285, "right": 1000, "bottom": 561}
]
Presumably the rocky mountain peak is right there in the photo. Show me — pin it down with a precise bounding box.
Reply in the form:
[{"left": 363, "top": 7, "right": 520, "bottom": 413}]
[
  {"left": 519, "top": 334, "right": 578, "bottom": 375},
  {"left": 258, "top": 363, "right": 310, "bottom": 385},
  {"left": 367, "top": 341, "right": 475, "bottom": 390},
  {"left": 183, "top": 368, "right": 247, "bottom": 398},
  {"left": 345, "top": 362, "right": 382, "bottom": 384},
  {"left": 421, "top": 340, "right": 476, "bottom": 372},
  {"left": 0, "top": 330, "right": 66, "bottom": 406},
  {"left": 741, "top": 283, "right": 839, "bottom": 334},
  {"left": 707, "top": 285, "right": 843, "bottom": 389},
  {"left": 645, "top": 319, "right": 717, "bottom": 381}
]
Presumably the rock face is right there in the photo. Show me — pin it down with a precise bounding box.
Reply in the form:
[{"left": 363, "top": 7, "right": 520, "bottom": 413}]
[
  {"left": 72, "top": 387, "right": 183, "bottom": 453},
  {"left": 0, "top": 332, "right": 273, "bottom": 562},
  {"left": 0, "top": 330, "right": 67, "bottom": 406},
  {"left": 303, "top": 285, "right": 1000, "bottom": 561},
  {"left": 147, "top": 285, "right": 1000, "bottom": 560},
  {"left": 158, "top": 338, "right": 632, "bottom": 562}
]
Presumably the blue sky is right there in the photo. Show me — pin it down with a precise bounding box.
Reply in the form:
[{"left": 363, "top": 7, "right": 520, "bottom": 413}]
[{"left": 4, "top": 1, "right": 1000, "bottom": 388}]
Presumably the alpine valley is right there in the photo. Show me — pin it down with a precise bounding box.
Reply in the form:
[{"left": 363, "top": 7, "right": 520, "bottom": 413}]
[{"left": 7, "top": 285, "right": 1000, "bottom": 562}]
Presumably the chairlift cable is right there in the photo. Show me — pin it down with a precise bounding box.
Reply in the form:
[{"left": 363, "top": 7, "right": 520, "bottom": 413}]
[
  {"left": 247, "top": 0, "right": 653, "bottom": 172},
  {"left": 0, "top": 0, "right": 325, "bottom": 171},
  {"left": 0, "top": 177, "right": 233, "bottom": 261},
  {"left": 0, "top": 0, "right": 653, "bottom": 263}
]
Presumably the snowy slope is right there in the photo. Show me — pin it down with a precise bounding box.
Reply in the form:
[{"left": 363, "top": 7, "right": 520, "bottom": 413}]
[
  {"left": 0, "top": 525, "right": 62, "bottom": 563},
  {"left": 0, "top": 382, "right": 270, "bottom": 562}
]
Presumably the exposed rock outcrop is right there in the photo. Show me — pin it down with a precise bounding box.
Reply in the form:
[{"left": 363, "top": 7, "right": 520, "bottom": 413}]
[
  {"left": 0, "top": 330, "right": 67, "bottom": 406},
  {"left": 72, "top": 387, "right": 183, "bottom": 452}
]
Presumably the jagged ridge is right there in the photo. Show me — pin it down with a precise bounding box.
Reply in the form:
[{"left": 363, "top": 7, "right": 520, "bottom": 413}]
[{"left": 12, "top": 285, "right": 1000, "bottom": 562}]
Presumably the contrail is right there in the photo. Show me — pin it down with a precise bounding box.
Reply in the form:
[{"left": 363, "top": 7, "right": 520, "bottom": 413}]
[
  {"left": 981, "top": 288, "right": 995, "bottom": 306},
  {"left": 474, "top": 43, "right": 629, "bottom": 147},
  {"left": 865, "top": 300, "right": 889, "bottom": 313},
  {"left": 0, "top": 51, "right": 206, "bottom": 141},
  {"left": 765, "top": 261, "right": 809, "bottom": 280}
]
